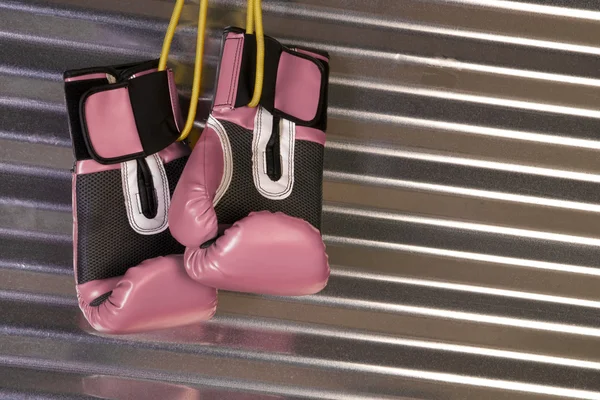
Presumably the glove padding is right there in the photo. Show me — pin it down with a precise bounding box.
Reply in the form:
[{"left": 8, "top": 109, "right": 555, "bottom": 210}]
[
  {"left": 184, "top": 211, "right": 329, "bottom": 295},
  {"left": 77, "top": 255, "right": 217, "bottom": 334},
  {"left": 169, "top": 126, "right": 329, "bottom": 295},
  {"left": 169, "top": 28, "right": 330, "bottom": 296}
]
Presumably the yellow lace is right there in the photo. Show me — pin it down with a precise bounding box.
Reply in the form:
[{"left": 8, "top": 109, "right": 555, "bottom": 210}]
[
  {"left": 245, "top": 0, "right": 265, "bottom": 108},
  {"left": 158, "top": 0, "right": 209, "bottom": 141},
  {"left": 158, "top": 0, "right": 265, "bottom": 141}
]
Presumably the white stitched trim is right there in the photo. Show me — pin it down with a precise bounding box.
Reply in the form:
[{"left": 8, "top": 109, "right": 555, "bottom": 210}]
[
  {"left": 252, "top": 107, "right": 295, "bottom": 200},
  {"left": 209, "top": 115, "right": 233, "bottom": 206},
  {"left": 121, "top": 154, "right": 170, "bottom": 235}
]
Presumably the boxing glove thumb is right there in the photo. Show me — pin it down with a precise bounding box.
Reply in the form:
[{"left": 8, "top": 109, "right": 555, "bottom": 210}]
[{"left": 77, "top": 255, "right": 217, "bottom": 334}]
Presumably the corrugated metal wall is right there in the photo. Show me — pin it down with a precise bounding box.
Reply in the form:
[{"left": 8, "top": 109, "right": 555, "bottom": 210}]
[{"left": 3, "top": 0, "right": 600, "bottom": 398}]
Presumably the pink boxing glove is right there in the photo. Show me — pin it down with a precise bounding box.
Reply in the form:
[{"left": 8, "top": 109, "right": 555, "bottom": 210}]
[
  {"left": 64, "top": 61, "right": 217, "bottom": 333},
  {"left": 169, "top": 28, "right": 330, "bottom": 296}
]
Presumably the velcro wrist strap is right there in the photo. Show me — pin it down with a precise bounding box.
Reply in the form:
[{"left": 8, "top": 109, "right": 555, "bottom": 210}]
[
  {"left": 64, "top": 61, "right": 183, "bottom": 164},
  {"left": 214, "top": 28, "right": 329, "bottom": 130}
]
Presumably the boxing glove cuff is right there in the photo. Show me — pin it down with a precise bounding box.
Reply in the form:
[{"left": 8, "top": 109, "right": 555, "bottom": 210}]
[
  {"left": 64, "top": 60, "right": 183, "bottom": 165},
  {"left": 214, "top": 27, "right": 329, "bottom": 130}
]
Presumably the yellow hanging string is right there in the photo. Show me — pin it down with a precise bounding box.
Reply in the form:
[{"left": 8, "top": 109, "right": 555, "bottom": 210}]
[
  {"left": 158, "top": 0, "right": 263, "bottom": 138},
  {"left": 158, "top": 0, "right": 209, "bottom": 141},
  {"left": 246, "top": 0, "right": 264, "bottom": 108},
  {"left": 246, "top": 0, "right": 254, "bottom": 34}
]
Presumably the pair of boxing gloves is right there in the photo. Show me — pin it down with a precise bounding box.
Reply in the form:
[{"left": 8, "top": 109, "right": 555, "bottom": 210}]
[{"left": 64, "top": 28, "right": 330, "bottom": 333}]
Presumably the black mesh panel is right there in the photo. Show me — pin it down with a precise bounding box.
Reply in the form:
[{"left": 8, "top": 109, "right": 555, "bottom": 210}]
[
  {"left": 75, "top": 157, "right": 187, "bottom": 284},
  {"left": 215, "top": 120, "right": 324, "bottom": 230}
]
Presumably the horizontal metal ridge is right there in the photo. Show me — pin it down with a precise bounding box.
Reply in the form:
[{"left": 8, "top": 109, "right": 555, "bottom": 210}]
[
  {"left": 0, "top": 365, "right": 301, "bottom": 400},
  {"left": 2, "top": 298, "right": 600, "bottom": 399},
  {"left": 3, "top": 0, "right": 600, "bottom": 398}
]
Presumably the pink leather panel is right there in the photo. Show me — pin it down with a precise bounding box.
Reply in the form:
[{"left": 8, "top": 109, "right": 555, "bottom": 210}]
[
  {"left": 84, "top": 87, "right": 143, "bottom": 159},
  {"left": 65, "top": 73, "right": 108, "bottom": 82},
  {"left": 77, "top": 276, "right": 122, "bottom": 303},
  {"left": 169, "top": 128, "right": 220, "bottom": 248},
  {"left": 75, "top": 160, "right": 121, "bottom": 175},
  {"left": 76, "top": 255, "right": 218, "bottom": 334},
  {"left": 202, "top": 127, "right": 225, "bottom": 200},
  {"left": 184, "top": 211, "right": 330, "bottom": 296},
  {"left": 158, "top": 142, "right": 190, "bottom": 164},
  {"left": 295, "top": 48, "right": 329, "bottom": 64},
  {"left": 275, "top": 52, "right": 321, "bottom": 122},
  {"left": 214, "top": 32, "right": 245, "bottom": 108},
  {"left": 167, "top": 69, "right": 184, "bottom": 132},
  {"left": 130, "top": 68, "right": 158, "bottom": 79},
  {"left": 296, "top": 126, "right": 326, "bottom": 145},
  {"left": 211, "top": 107, "right": 256, "bottom": 131}
]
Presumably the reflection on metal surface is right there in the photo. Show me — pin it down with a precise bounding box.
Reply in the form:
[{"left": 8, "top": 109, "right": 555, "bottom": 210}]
[
  {"left": 4, "top": 0, "right": 600, "bottom": 398},
  {"left": 83, "top": 375, "right": 204, "bottom": 400}
]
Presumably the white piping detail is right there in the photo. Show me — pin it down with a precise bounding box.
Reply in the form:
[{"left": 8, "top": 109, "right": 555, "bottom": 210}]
[
  {"left": 121, "top": 154, "right": 170, "bottom": 235},
  {"left": 252, "top": 107, "right": 295, "bottom": 200},
  {"left": 209, "top": 115, "right": 233, "bottom": 206}
]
